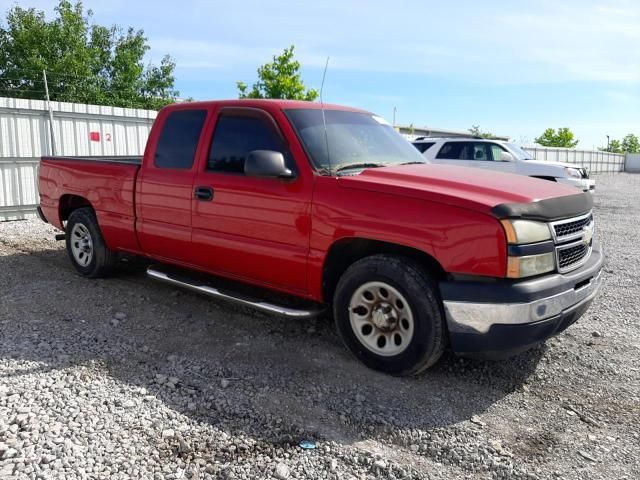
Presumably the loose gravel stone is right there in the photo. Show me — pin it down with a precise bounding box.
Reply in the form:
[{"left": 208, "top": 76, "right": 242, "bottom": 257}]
[
  {"left": 578, "top": 450, "right": 597, "bottom": 462},
  {"left": 372, "top": 459, "right": 388, "bottom": 472},
  {"left": 274, "top": 463, "right": 290, "bottom": 479}
]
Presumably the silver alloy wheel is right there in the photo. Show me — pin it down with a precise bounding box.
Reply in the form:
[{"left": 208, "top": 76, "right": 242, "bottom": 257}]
[
  {"left": 349, "top": 281, "right": 415, "bottom": 356},
  {"left": 70, "top": 223, "right": 93, "bottom": 267}
]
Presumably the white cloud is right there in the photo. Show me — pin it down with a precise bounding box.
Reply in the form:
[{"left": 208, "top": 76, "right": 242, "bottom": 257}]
[
  {"left": 8, "top": 0, "right": 637, "bottom": 86},
  {"left": 137, "top": 0, "right": 640, "bottom": 87}
]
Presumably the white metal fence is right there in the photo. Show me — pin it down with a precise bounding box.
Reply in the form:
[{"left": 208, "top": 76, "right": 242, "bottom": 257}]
[
  {"left": 0, "top": 96, "right": 156, "bottom": 221},
  {"left": 522, "top": 146, "right": 625, "bottom": 174},
  {"left": 625, "top": 153, "right": 640, "bottom": 173}
]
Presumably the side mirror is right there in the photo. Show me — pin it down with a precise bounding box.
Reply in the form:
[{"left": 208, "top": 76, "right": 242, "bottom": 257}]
[
  {"left": 244, "top": 150, "right": 294, "bottom": 179},
  {"left": 500, "top": 151, "right": 515, "bottom": 162}
]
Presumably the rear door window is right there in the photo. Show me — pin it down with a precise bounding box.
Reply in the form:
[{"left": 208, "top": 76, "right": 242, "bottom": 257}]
[
  {"left": 154, "top": 109, "right": 207, "bottom": 169},
  {"left": 436, "top": 142, "right": 469, "bottom": 159},
  {"left": 469, "top": 143, "right": 492, "bottom": 161}
]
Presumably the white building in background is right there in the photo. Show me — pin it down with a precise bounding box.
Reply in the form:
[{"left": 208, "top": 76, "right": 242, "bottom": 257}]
[{"left": 395, "top": 124, "right": 510, "bottom": 142}]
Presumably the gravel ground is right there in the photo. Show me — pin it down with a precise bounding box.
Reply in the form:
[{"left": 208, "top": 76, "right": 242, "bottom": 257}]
[{"left": 1, "top": 173, "right": 639, "bottom": 480}]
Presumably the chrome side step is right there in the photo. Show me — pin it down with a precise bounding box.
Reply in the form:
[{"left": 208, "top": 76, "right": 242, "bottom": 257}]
[{"left": 147, "top": 266, "right": 325, "bottom": 319}]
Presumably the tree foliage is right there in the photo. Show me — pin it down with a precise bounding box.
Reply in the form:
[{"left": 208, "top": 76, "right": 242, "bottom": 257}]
[
  {"left": 237, "top": 45, "right": 318, "bottom": 101},
  {"left": 468, "top": 125, "right": 494, "bottom": 139},
  {"left": 534, "top": 127, "right": 579, "bottom": 148},
  {"left": 621, "top": 133, "right": 640, "bottom": 153},
  {"left": 0, "top": 0, "right": 179, "bottom": 109},
  {"left": 601, "top": 139, "right": 623, "bottom": 153},
  {"left": 601, "top": 133, "right": 640, "bottom": 153}
]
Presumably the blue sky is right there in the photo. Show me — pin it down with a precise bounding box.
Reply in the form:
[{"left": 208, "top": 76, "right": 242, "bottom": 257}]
[{"left": 3, "top": 0, "right": 639, "bottom": 147}]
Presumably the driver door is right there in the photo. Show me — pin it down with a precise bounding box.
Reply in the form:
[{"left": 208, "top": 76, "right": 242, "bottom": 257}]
[{"left": 190, "top": 107, "right": 313, "bottom": 293}]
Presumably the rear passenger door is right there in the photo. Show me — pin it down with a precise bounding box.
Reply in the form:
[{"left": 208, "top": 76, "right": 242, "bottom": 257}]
[{"left": 136, "top": 108, "right": 208, "bottom": 263}]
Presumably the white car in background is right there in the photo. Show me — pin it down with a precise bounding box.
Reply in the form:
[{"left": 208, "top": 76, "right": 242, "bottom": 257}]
[{"left": 412, "top": 137, "right": 595, "bottom": 192}]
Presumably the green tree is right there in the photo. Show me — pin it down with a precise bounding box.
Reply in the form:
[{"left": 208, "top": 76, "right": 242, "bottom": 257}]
[
  {"left": 468, "top": 125, "right": 494, "bottom": 139},
  {"left": 600, "top": 139, "right": 623, "bottom": 153},
  {"left": 0, "top": 0, "right": 179, "bottom": 109},
  {"left": 534, "top": 127, "right": 579, "bottom": 148},
  {"left": 237, "top": 45, "right": 318, "bottom": 101},
  {"left": 621, "top": 133, "right": 640, "bottom": 153},
  {"left": 600, "top": 134, "right": 639, "bottom": 153}
]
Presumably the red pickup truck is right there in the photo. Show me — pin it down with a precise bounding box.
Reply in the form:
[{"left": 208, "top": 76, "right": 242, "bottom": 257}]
[{"left": 37, "top": 100, "right": 603, "bottom": 375}]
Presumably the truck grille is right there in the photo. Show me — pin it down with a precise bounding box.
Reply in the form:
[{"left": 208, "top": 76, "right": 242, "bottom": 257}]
[
  {"left": 552, "top": 213, "right": 593, "bottom": 242},
  {"left": 557, "top": 242, "right": 591, "bottom": 270},
  {"left": 551, "top": 211, "right": 594, "bottom": 273}
]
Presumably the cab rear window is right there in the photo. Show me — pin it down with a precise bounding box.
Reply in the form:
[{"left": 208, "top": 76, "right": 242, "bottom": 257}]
[{"left": 154, "top": 110, "right": 207, "bottom": 169}]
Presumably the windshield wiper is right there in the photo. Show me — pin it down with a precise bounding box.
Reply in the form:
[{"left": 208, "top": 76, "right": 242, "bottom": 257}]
[
  {"left": 334, "top": 162, "right": 386, "bottom": 173},
  {"left": 398, "top": 161, "right": 427, "bottom": 165}
]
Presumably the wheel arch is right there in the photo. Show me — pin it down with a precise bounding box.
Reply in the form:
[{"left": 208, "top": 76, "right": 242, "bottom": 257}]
[
  {"left": 321, "top": 237, "right": 447, "bottom": 303},
  {"left": 59, "top": 194, "right": 94, "bottom": 224}
]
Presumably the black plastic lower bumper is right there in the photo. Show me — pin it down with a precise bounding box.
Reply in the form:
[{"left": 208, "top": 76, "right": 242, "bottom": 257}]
[
  {"left": 441, "top": 241, "right": 604, "bottom": 358},
  {"left": 449, "top": 289, "right": 594, "bottom": 359}
]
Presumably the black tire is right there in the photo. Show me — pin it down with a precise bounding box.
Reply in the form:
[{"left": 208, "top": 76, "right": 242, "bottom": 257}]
[
  {"left": 333, "top": 254, "right": 446, "bottom": 376},
  {"left": 65, "top": 207, "right": 117, "bottom": 278}
]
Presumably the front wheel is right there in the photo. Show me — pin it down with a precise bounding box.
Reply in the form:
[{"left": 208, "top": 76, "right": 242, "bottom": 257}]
[
  {"left": 333, "top": 255, "right": 446, "bottom": 376},
  {"left": 66, "top": 207, "right": 117, "bottom": 278}
]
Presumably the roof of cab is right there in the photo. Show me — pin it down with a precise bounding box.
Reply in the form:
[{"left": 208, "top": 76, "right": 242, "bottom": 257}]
[{"left": 161, "top": 99, "right": 370, "bottom": 114}]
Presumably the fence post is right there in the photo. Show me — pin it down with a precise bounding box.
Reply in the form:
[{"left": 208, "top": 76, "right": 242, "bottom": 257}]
[{"left": 42, "top": 70, "right": 57, "bottom": 156}]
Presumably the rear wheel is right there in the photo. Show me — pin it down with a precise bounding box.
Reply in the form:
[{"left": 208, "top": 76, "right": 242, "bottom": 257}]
[
  {"left": 66, "top": 207, "right": 117, "bottom": 278},
  {"left": 333, "top": 255, "right": 446, "bottom": 376}
]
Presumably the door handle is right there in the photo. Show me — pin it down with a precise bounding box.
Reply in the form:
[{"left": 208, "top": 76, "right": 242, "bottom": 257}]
[{"left": 194, "top": 186, "right": 214, "bottom": 201}]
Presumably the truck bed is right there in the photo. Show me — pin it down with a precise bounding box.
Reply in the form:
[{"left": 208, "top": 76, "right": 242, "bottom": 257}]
[{"left": 39, "top": 155, "right": 142, "bottom": 253}]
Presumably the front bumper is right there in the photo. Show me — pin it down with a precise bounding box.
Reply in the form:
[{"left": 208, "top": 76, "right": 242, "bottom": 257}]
[{"left": 441, "top": 242, "right": 604, "bottom": 357}]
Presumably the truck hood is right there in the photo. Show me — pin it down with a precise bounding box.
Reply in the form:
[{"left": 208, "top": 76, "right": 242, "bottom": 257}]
[
  {"left": 338, "top": 164, "right": 591, "bottom": 221},
  {"left": 523, "top": 159, "right": 584, "bottom": 170}
]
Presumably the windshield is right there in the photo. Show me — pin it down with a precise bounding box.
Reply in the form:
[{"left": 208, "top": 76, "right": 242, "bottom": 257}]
[
  {"left": 285, "top": 109, "right": 427, "bottom": 173},
  {"left": 505, "top": 142, "right": 535, "bottom": 160}
]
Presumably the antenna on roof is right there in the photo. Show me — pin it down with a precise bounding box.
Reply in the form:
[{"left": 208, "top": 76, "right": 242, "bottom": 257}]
[{"left": 320, "top": 56, "right": 332, "bottom": 174}]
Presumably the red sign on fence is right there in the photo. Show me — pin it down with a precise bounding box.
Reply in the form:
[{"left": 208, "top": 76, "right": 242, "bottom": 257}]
[{"left": 89, "top": 131, "right": 100, "bottom": 142}]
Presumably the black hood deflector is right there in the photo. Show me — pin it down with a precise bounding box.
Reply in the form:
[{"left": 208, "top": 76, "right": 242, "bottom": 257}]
[{"left": 492, "top": 192, "right": 593, "bottom": 221}]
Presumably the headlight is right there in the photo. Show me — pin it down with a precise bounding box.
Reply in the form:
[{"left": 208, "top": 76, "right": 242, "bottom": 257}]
[
  {"left": 565, "top": 167, "right": 582, "bottom": 179},
  {"left": 501, "top": 219, "right": 552, "bottom": 244},
  {"left": 501, "top": 219, "right": 555, "bottom": 278},
  {"left": 507, "top": 252, "right": 556, "bottom": 278}
]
